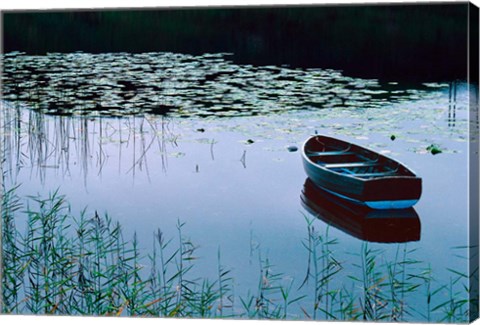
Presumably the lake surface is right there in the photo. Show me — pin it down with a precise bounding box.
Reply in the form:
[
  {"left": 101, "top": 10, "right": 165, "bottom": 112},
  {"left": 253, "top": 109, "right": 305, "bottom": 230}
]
[{"left": 0, "top": 51, "right": 474, "bottom": 321}]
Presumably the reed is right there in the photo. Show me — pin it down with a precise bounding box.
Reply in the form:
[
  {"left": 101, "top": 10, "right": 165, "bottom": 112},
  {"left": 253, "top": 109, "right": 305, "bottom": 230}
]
[
  {"left": 0, "top": 102, "right": 178, "bottom": 190},
  {"left": 1, "top": 185, "right": 23, "bottom": 313},
  {"left": 300, "top": 216, "right": 342, "bottom": 320},
  {"left": 216, "top": 248, "right": 234, "bottom": 317},
  {"left": 240, "top": 254, "right": 281, "bottom": 319},
  {"left": 0, "top": 185, "right": 474, "bottom": 322}
]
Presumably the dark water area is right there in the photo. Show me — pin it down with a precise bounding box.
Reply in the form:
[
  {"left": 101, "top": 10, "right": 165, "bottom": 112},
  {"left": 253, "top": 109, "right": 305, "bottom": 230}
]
[{"left": 2, "top": 3, "right": 475, "bottom": 82}]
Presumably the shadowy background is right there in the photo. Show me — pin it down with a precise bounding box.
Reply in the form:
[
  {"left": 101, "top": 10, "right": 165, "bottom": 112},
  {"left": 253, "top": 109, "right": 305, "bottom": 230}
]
[{"left": 2, "top": 3, "right": 478, "bottom": 82}]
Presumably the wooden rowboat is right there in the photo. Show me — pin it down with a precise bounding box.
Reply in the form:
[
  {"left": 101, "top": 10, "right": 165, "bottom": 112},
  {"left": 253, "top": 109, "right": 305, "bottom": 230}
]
[
  {"left": 301, "top": 178, "right": 421, "bottom": 243},
  {"left": 301, "top": 135, "right": 422, "bottom": 209}
]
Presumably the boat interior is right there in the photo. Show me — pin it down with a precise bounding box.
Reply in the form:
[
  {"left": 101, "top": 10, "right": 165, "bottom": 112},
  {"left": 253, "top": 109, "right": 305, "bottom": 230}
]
[{"left": 305, "top": 136, "right": 414, "bottom": 179}]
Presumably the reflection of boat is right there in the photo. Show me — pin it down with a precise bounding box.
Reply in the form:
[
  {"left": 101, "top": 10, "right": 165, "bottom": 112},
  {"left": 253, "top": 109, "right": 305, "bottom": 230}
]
[
  {"left": 301, "top": 178, "right": 421, "bottom": 243},
  {"left": 301, "top": 135, "right": 422, "bottom": 209}
]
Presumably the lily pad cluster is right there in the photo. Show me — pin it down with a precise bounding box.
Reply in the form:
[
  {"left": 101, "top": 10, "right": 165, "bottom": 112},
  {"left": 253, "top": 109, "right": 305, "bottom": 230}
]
[{"left": 2, "top": 51, "right": 442, "bottom": 118}]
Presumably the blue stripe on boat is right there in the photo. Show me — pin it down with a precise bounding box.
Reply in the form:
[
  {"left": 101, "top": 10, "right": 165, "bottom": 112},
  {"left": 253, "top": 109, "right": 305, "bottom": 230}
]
[{"left": 365, "top": 200, "right": 418, "bottom": 210}]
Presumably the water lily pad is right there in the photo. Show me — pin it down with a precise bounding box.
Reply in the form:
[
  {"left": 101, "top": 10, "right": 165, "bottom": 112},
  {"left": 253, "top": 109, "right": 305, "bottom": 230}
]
[
  {"left": 2, "top": 51, "right": 442, "bottom": 118},
  {"left": 426, "top": 144, "right": 443, "bottom": 155},
  {"left": 170, "top": 152, "right": 186, "bottom": 158}
]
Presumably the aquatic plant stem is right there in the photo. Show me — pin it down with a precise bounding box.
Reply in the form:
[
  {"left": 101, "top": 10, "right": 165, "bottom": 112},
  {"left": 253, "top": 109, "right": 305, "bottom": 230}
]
[
  {"left": 0, "top": 168, "right": 3, "bottom": 313},
  {"left": 0, "top": 104, "right": 5, "bottom": 313}
]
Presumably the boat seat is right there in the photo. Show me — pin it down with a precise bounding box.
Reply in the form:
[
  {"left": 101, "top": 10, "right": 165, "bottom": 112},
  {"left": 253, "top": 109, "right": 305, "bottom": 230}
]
[
  {"left": 352, "top": 170, "right": 398, "bottom": 178},
  {"left": 324, "top": 161, "right": 379, "bottom": 169},
  {"left": 306, "top": 150, "right": 354, "bottom": 157}
]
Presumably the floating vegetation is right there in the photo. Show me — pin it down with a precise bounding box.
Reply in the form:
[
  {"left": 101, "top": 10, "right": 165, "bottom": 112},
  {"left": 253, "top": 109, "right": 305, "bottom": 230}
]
[
  {"left": 423, "top": 83, "right": 450, "bottom": 88},
  {"left": 1, "top": 52, "right": 444, "bottom": 118},
  {"left": 426, "top": 144, "right": 443, "bottom": 155},
  {"left": 0, "top": 80, "right": 469, "bottom": 192},
  {"left": 287, "top": 145, "right": 298, "bottom": 152}
]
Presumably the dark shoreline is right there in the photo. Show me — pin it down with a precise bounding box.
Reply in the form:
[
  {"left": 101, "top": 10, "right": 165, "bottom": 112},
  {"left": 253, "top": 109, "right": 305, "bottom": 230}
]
[{"left": 2, "top": 3, "right": 478, "bottom": 82}]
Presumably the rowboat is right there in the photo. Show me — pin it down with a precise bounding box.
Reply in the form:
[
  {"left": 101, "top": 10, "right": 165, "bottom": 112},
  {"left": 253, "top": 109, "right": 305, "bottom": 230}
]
[
  {"left": 301, "top": 135, "right": 422, "bottom": 209},
  {"left": 301, "top": 179, "right": 421, "bottom": 243}
]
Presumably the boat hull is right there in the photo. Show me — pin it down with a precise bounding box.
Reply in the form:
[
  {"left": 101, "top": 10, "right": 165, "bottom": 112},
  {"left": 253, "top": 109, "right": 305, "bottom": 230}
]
[{"left": 308, "top": 180, "right": 419, "bottom": 209}]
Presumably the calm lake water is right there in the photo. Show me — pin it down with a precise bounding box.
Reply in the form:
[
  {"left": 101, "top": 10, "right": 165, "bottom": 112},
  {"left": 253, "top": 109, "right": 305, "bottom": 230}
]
[{"left": 1, "top": 52, "right": 474, "bottom": 321}]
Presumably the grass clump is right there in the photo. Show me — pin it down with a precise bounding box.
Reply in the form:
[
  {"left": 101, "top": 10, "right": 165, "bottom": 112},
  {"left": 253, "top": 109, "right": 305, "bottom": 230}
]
[
  {"left": 1, "top": 188, "right": 235, "bottom": 317},
  {"left": 1, "top": 187, "right": 475, "bottom": 322}
]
